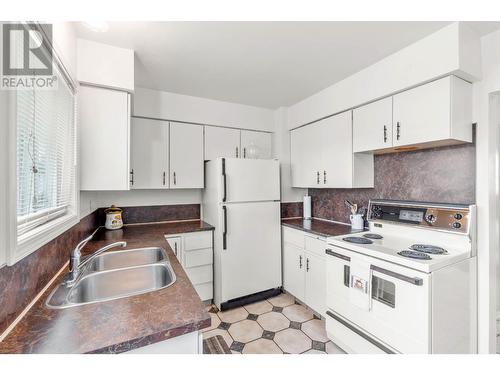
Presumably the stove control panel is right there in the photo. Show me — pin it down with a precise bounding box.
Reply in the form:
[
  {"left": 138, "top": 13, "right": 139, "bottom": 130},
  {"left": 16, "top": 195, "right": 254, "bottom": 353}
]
[{"left": 368, "top": 200, "right": 472, "bottom": 234}]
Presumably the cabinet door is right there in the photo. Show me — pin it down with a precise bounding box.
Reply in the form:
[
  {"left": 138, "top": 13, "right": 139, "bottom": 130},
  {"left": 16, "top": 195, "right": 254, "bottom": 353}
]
[
  {"left": 80, "top": 85, "right": 130, "bottom": 190},
  {"left": 320, "top": 111, "right": 353, "bottom": 188},
  {"left": 240, "top": 130, "right": 272, "bottom": 159},
  {"left": 305, "top": 252, "right": 326, "bottom": 316},
  {"left": 204, "top": 126, "right": 240, "bottom": 160},
  {"left": 283, "top": 242, "right": 305, "bottom": 301},
  {"left": 353, "top": 97, "right": 393, "bottom": 152},
  {"left": 169, "top": 122, "right": 204, "bottom": 188},
  {"left": 393, "top": 77, "right": 450, "bottom": 147},
  {"left": 290, "top": 123, "right": 320, "bottom": 187},
  {"left": 130, "top": 117, "right": 169, "bottom": 189},
  {"left": 166, "top": 236, "right": 182, "bottom": 260}
]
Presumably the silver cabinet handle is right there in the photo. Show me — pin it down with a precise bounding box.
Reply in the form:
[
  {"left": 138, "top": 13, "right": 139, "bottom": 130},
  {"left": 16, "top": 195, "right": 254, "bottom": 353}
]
[
  {"left": 316, "top": 171, "right": 320, "bottom": 184},
  {"left": 323, "top": 170, "right": 326, "bottom": 184},
  {"left": 162, "top": 171, "right": 166, "bottom": 185},
  {"left": 130, "top": 169, "right": 134, "bottom": 186},
  {"left": 299, "top": 255, "right": 303, "bottom": 269},
  {"left": 243, "top": 148, "right": 246, "bottom": 158},
  {"left": 370, "top": 265, "right": 423, "bottom": 286},
  {"left": 173, "top": 171, "right": 176, "bottom": 185},
  {"left": 174, "top": 242, "right": 178, "bottom": 256},
  {"left": 383, "top": 125, "right": 388, "bottom": 143},
  {"left": 306, "top": 258, "right": 310, "bottom": 272},
  {"left": 396, "top": 122, "right": 401, "bottom": 140},
  {"left": 236, "top": 147, "right": 239, "bottom": 158}
]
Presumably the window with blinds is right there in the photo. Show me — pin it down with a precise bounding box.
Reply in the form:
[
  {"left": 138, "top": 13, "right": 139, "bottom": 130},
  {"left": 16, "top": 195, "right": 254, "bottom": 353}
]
[{"left": 16, "top": 46, "right": 76, "bottom": 238}]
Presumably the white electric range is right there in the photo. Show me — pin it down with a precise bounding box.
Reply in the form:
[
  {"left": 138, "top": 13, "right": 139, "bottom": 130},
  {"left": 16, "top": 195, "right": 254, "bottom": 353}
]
[{"left": 325, "top": 199, "right": 477, "bottom": 354}]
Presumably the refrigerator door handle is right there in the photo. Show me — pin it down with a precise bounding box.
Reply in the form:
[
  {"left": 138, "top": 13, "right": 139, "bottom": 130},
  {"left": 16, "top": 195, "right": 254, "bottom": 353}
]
[
  {"left": 222, "top": 158, "right": 227, "bottom": 202},
  {"left": 222, "top": 205, "right": 227, "bottom": 250}
]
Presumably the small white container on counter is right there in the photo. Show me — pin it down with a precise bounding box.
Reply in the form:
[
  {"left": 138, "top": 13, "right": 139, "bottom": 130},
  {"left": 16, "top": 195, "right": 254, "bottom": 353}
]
[
  {"left": 303, "top": 195, "right": 311, "bottom": 220},
  {"left": 104, "top": 205, "right": 123, "bottom": 230},
  {"left": 350, "top": 214, "right": 364, "bottom": 230}
]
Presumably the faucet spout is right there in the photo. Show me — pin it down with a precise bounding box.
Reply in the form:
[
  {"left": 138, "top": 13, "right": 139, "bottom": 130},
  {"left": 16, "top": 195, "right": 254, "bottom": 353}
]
[{"left": 66, "top": 238, "right": 127, "bottom": 286}]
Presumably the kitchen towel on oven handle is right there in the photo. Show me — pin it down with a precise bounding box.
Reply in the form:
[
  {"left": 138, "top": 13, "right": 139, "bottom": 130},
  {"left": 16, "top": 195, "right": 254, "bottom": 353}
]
[{"left": 348, "top": 256, "right": 371, "bottom": 311}]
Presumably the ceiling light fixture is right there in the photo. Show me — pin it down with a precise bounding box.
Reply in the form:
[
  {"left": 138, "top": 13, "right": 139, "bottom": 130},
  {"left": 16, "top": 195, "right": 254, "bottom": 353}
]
[{"left": 82, "top": 21, "right": 109, "bottom": 32}]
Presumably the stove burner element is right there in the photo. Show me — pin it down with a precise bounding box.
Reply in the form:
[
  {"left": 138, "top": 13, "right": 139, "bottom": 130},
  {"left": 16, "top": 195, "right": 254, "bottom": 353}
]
[
  {"left": 398, "top": 250, "right": 432, "bottom": 260},
  {"left": 409, "top": 244, "right": 448, "bottom": 255},
  {"left": 343, "top": 237, "right": 373, "bottom": 244},
  {"left": 363, "top": 233, "right": 383, "bottom": 240}
]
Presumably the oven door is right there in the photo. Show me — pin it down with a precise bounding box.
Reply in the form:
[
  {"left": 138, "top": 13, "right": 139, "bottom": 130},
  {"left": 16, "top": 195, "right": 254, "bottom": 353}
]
[{"left": 326, "top": 246, "right": 431, "bottom": 354}]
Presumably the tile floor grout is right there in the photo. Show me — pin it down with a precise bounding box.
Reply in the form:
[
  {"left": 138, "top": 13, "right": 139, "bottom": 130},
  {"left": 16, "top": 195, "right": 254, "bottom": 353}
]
[{"left": 202, "top": 292, "right": 345, "bottom": 354}]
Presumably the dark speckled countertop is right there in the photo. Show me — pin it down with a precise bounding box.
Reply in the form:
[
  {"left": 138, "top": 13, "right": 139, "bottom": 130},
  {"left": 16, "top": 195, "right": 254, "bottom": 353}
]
[
  {"left": 281, "top": 218, "right": 363, "bottom": 237},
  {"left": 0, "top": 220, "right": 214, "bottom": 354}
]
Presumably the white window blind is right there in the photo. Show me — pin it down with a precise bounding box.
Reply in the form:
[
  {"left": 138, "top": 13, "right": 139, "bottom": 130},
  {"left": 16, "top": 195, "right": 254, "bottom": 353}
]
[{"left": 16, "top": 41, "right": 76, "bottom": 238}]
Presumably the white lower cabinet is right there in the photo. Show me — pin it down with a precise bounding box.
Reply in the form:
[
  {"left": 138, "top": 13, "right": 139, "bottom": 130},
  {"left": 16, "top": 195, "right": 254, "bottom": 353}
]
[
  {"left": 165, "top": 231, "right": 213, "bottom": 301},
  {"left": 126, "top": 330, "right": 202, "bottom": 354},
  {"left": 282, "top": 226, "right": 326, "bottom": 316}
]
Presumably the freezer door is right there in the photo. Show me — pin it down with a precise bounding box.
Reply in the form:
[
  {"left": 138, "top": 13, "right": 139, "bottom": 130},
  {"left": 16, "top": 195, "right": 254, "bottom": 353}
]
[
  {"left": 223, "top": 158, "right": 280, "bottom": 203},
  {"left": 220, "top": 201, "right": 282, "bottom": 302}
]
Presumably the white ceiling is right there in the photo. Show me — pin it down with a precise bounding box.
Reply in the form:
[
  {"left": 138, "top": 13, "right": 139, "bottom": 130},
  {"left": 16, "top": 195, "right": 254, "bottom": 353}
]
[{"left": 74, "top": 21, "right": 500, "bottom": 109}]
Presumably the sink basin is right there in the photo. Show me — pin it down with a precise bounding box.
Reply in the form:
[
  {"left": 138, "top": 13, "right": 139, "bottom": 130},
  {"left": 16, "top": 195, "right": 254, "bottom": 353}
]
[
  {"left": 67, "top": 263, "right": 175, "bottom": 304},
  {"left": 86, "top": 247, "right": 167, "bottom": 272},
  {"left": 45, "top": 247, "right": 176, "bottom": 309}
]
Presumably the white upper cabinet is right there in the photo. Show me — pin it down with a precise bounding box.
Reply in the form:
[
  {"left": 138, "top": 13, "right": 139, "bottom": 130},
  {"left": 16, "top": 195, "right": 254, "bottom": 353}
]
[
  {"left": 169, "top": 122, "right": 204, "bottom": 189},
  {"left": 291, "top": 111, "right": 373, "bottom": 188},
  {"left": 204, "top": 126, "right": 240, "bottom": 160},
  {"left": 392, "top": 75, "right": 472, "bottom": 148},
  {"left": 204, "top": 126, "right": 273, "bottom": 160},
  {"left": 353, "top": 97, "right": 393, "bottom": 153},
  {"left": 130, "top": 118, "right": 169, "bottom": 189},
  {"left": 240, "top": 130, "right": 273, "bottom": 159},
  {"left": 291, "top": 122, "right": 319, "bottom": 187},
  {"left": 77, "top": 39, "right": 134, "bottom": 92},
  {"left": 80, "top": 86, "right": 130, "bottom": 191}
]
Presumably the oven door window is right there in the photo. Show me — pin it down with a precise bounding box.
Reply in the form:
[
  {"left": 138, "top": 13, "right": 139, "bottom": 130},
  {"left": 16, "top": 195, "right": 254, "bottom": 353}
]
[{"left": 372, "top": 275, "right": 396, "bottom": 308}]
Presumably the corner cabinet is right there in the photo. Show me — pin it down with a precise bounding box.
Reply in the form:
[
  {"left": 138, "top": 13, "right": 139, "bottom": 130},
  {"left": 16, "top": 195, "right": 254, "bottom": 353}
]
[
  {"left": 290, "top": 111, "right": 374, "bottom": 188},
  {"left": 282, "top": 226, "right": 326, "bottom": 316},
  {"left": 80, "top": 85, "right": 131, "bottom": 191},
  {"left": 353, "top": 75, "right": 472, "bottom": 153}
]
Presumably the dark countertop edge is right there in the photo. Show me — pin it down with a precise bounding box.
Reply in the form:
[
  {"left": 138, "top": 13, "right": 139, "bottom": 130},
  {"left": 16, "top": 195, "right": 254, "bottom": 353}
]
[
  {"left": 281, "top": 217, "right": 365, "bottom": 237},
  {"left": 87, "top": 319, "right": 211, "bottom": 354},
  {"left": 0, "top": 220, "right": 214, "bottom": 354}
]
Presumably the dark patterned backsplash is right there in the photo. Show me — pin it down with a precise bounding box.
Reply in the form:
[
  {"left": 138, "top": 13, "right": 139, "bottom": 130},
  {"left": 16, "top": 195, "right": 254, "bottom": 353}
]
[
  {"left": 97, "top": 204, "right": 201, "bottom": 225},
  {"left": 310, "top": 143, "right": 475, "bottom": 224},
  {"left": 0, "top": 211, "right": 100, "bottom": 334},
  {"left": 281, "top": 202, "right": 303, "bottom": 218}
]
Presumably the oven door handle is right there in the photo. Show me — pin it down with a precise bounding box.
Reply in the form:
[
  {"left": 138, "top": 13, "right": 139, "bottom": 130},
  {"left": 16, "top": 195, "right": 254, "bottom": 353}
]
[
  {"left": 370, "top": 265, "right": 423, "bottom": 286},
  {"left": 326, "top": 311, "right": 395, "bottom": 354},
  {"left": 325, "top": 248, "right": 351, "bottom": 262}
]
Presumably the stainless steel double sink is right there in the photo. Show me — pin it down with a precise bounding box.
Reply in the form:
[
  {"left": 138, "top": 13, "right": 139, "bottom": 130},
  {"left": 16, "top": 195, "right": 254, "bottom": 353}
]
[{"left": 46, "top": 247, "right": 176, "bottom": 309}]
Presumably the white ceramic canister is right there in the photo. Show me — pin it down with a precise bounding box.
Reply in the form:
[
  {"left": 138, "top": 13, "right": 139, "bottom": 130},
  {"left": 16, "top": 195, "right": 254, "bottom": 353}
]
[
  {"left": 104, "top": 205, "right": 123, "bottom": 230},
  {"left": 350, "top": 213, "right": 364, "bottom": 230}
]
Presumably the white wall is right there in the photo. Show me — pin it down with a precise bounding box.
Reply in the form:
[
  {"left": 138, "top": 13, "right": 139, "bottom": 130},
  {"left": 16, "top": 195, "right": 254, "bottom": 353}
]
[
  {"left": 133, "top": 87, "right": 275, "bottom": 132},
  {"left": 52, "top": 22, "right": 78, "bottom": 81},
  {"left": 272, "top": 107, "right": 307, "bottom": 202},
  {"left": 472, "top": 28, "right": 500, "bottom": 353},
  {"left": 287, "top": 22, "right": 482, "bottom": 129}
]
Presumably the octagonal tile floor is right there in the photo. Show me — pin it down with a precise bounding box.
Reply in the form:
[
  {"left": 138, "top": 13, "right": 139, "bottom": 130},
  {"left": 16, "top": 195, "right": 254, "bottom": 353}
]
[{"left": 202, "top": 292, "right": 346, "bottom": 354}]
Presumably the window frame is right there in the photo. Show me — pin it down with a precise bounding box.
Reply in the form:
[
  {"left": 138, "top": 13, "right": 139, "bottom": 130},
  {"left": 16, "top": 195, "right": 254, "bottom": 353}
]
[{"left": 4, "top": 23, "right": 79, "bottom": 266}]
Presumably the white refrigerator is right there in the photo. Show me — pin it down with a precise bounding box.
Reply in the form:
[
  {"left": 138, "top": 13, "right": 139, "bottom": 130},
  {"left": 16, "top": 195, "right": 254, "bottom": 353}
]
[{"left": 202, "top": 158, "right": 282, "bottom": 310}]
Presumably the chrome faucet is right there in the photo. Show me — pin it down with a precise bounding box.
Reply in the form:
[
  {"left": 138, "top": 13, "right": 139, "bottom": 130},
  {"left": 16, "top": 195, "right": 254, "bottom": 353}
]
[{"left": 66, "top": 236, "right": 127, "bottom": 285}]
